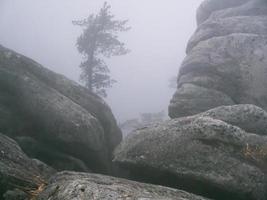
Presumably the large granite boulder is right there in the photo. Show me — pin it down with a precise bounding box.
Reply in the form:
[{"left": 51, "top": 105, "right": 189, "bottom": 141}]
[
  {"left": 169, "top": 0, "right": 267, "bottom": 118},
  {"left": 0, "top": 45, "right": 122, "bottom": 173},
  {"left": 0, "top": 133, "right": 55, "bottom": 199},
  {"left": 114, "top": 108, "right": 267, "bottom": 200},
  {"left": 37, "top": 171, "right": 209, "bottom": 200}
]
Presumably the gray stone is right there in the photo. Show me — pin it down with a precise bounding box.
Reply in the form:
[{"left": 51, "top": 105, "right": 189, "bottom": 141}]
[
  {"left": 170, "top": 33, "right": 267, "bottom": 118},
  {"left": 198, "top": 104, "right": 267, "bottom": 136},
  {"left": 196, "top": 0, "right": 249, "bottom": 25},
  {"left": 169, "top": 84, "right": 234, "bottom": 118},
  {"left": 0, "top": 133, "right": 53, "bottom": 199},
  {"left": 187, "top": 15, "right": 267, "bottom": 53},
  {"left": 3, "top": 190, "right": 28, "bottom": 200},
  {"left": 210, "top": 0, "right": 267, "bottom": 21},
  {"left": 37, "top": 171, "right": 209, "bottom": 200},
  {"left": 0, "top": 45, "right": 122, "bottom": 173},
  {"left": 31, "top": 159, "right": 57, "bottom": 180},
  {"left": 170, "top": 0, "right": 267, "bottom": 118},
  {"left": 114, "top": 116, "right": 267, "bottom": 200},
  {"left": 15, "top": 136, "right": 90, "bottom": 173}
]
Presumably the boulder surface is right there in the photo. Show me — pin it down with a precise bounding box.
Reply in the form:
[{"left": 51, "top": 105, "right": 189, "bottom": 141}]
[
  {"left": 114, "top": 111, "right": 267, "bottom": 200},
  {"left": 198, "top": 104, "right": 267, "bottom": 135},
  {"left": 0, "top": 44, "right": 122, "bottom": 173},
  {"left": 37, "top": 171, "right": 209, "bottom": 200}
]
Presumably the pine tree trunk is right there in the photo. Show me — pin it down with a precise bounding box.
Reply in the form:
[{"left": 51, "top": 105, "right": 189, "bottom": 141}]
[
  {"left": 87, "top": 36, "right": 96, "bottom": 93},
  {"left": 88, "top": 65, "right": 93, "bottom": 92}
]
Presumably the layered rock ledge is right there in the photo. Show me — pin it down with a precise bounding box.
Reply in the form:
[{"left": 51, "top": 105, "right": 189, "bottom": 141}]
[{"left": 169, "top": 0, "right": 267, "bottom": 118}]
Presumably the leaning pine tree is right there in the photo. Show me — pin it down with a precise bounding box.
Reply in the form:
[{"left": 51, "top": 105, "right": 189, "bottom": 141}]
[{"left": 73, "top": 2, "right": 130, "bottom": 97}]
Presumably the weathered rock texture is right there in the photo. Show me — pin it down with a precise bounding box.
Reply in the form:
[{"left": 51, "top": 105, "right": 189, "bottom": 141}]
[
  {"left": 169, "top": 0, "right": 267, "bottom": 118},
  {"left": 114, "top": 105, "right": 267, "bottom": 200},
  {"left": 0, "top": 133, "right": 54, "bottom": 199},
  {"left": 37, "top": 171, "right": 209, "bottom": 200},
  {"left": 198, "top": 104, "right": 267, "bottom": 136},
  {"left": 0, "top": 45, "right": 122, "bottom": 173}
]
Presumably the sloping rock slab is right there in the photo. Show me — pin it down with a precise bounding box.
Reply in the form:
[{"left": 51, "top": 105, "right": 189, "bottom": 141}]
[{"left": 37, "top": 171, "right": 209, "bottom": 200}]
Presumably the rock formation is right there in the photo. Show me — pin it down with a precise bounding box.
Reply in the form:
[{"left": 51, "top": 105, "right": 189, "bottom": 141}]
[
  {"left": 114, "top": 1, "right": 267, "bottom": 199},
  {"left": 3, "top": 0, "right": 267, "bottom": 199},
  {"left": 115, "top": 0, "right": 267, "bottom": 192},
  {"left": 114, "top": 0, "right": 267, "bottom": 200},
  {"left": 0, "top": 132, "right": 208, "bottom": 200},
  {"left": 0, "top": 43, "right": 211, "bottom": 199},
  {"left": 0, "top": 45, "right": 122, "bottom": 173},
  {"left": 114, "top": 105, "right": 267, "bottom": 200},
  {"left": 169, "top": 0, "right": 267, "bottom": 118}
]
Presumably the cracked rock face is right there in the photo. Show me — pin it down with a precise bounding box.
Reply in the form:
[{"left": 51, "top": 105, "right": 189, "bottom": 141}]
[
  {"left": 0, "top": 45, "right": 122, "bottom": 173},
  {"left": 114, "top": 106, "right": 267, "bottom": 200},
  {"left": 37, "top": 171, "right": 209, "bottom": 200},
  {"left": 169, "top": 0, "right": 267, "bottom": 118}
]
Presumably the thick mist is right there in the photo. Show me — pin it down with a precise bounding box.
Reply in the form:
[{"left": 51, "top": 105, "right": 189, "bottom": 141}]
[{"left": 0, "top": 0, "right": 200, "bottom": 122}]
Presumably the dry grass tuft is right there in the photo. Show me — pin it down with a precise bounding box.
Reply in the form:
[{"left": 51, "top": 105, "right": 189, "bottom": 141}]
[
  {"left": 243, "top": 143, "right": 267, "bottom": 161},
  {"left": 243, "top": 143, "right": 267, "bottom": 171},
  {"left": 27, "top": 182, "right": 47, "bottom": 200},
  {"left": 9, "top": 175, "right": 47, "bottom": 200}
]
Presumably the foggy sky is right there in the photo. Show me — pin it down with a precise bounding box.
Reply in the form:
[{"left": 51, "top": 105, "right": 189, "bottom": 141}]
[{"left": 0, "top": 0, "right": 200, "bottom": 122}]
